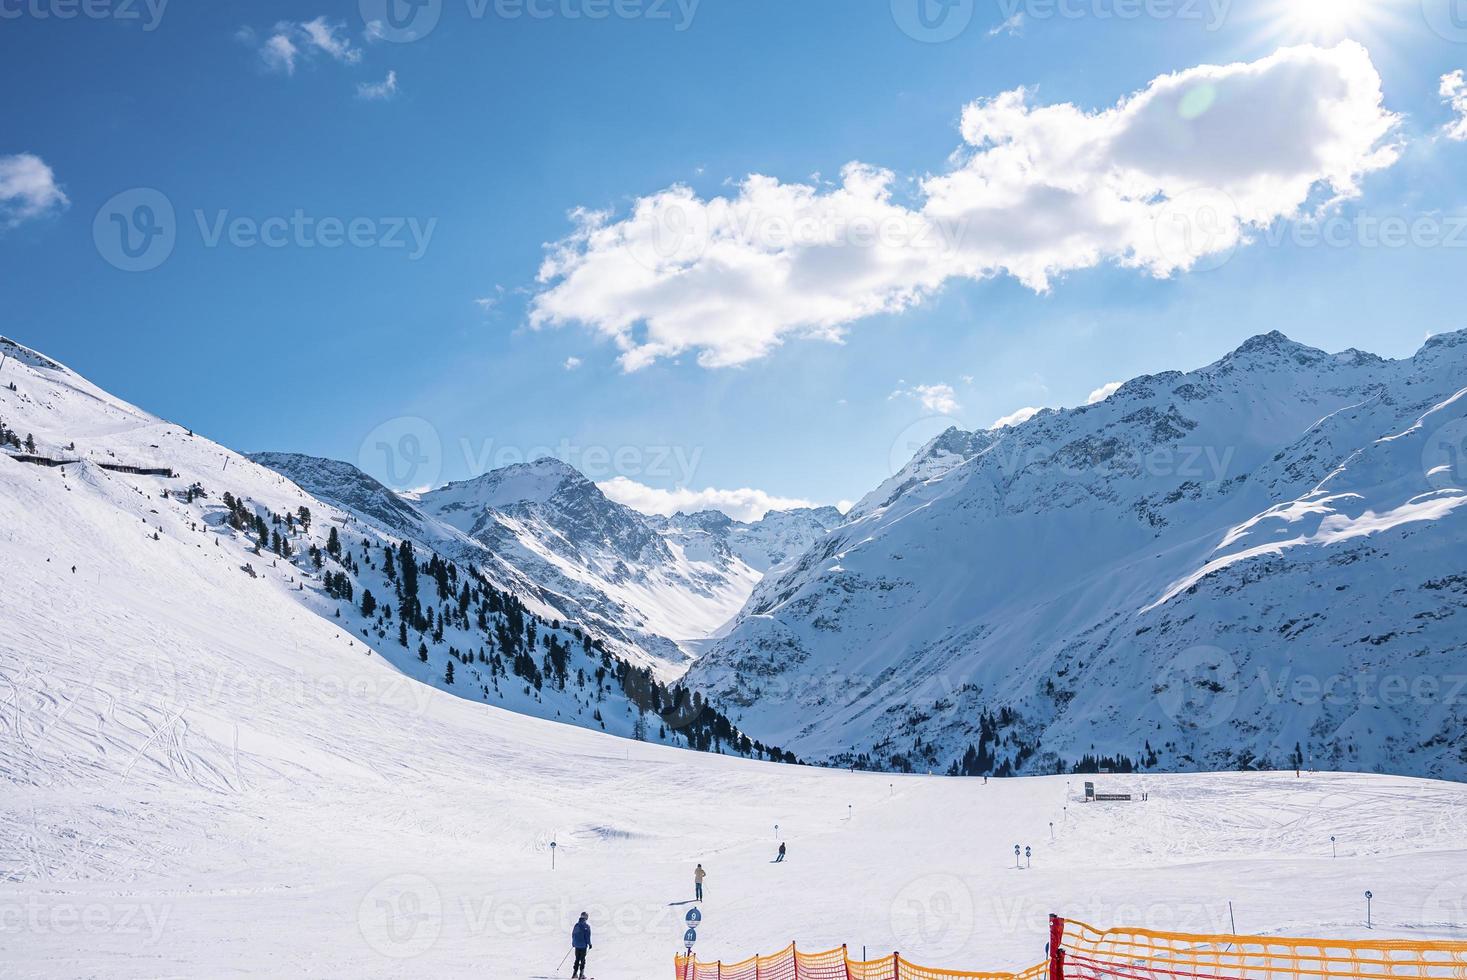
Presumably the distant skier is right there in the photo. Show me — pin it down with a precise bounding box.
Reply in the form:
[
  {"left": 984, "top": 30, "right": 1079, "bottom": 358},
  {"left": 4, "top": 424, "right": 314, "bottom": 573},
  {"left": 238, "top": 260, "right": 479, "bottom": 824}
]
[
  {"left": 694, "top": 863, "right": 706, "bottom": 901},
  {"left": 775, "top": 842, "right": 786, "bottom": 863},
  {"left": 571, "top": 911, "right": 592, "bottom": 979}
]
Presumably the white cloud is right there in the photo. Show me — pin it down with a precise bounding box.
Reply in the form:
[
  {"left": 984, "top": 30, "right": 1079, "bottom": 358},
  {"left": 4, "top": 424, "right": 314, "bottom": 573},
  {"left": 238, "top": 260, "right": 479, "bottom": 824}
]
[
  {"left": 260, "top": 32, "right": 299, "bottom": 74},
  {"left": 0, "top": 153, "right": 68, "bottom": 229},
  {"left": 987, "top": 12, "right": 1024, "bottom": 37},
  {"left": 563, "top": 356, "right": 583, "bottom": 371},
  {"left": 598, "top": 476, "right": 818, "bottom": 523},
  {"left": 1441, "top": 71, "right": 1467, "bottom": 141},
  {"left": 892, "top": 382, "right": 962, "bottom": 415},
  {"left": 251, "top": 17, "right": 362, "bottom": 75},
  {"left": 300, "top": 16, "right": 362, "bottom": 64},
  {"left": 991, "top": 406, "right": 1042, "bottom": 429},
  {"left": 1087, "top": 381, "right": 1123, "bottom": 404},
  {"left": 531, "top": 43, "right": 1400, "bottom": 372},
  {"left": 357, "top": 69, "right": 398, "bottom": 101}
]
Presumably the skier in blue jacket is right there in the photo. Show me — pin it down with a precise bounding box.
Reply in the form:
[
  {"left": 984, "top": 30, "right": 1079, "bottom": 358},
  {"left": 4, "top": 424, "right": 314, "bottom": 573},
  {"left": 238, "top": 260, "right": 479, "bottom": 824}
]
[{"left": 571, "top": 912, "right": 592, "bottom": 978}]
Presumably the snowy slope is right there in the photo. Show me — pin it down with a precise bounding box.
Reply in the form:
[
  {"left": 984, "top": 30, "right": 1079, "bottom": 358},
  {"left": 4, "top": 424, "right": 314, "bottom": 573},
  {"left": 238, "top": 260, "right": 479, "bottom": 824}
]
[
  {"left": 689, "top": 331, "right": 1467, "bottom": 778},
  {"left": 849, "top": 426, "right": 999, "bottom": 519},
  {"left": 0, "top": 337, "right": 783, "bottom": 759},
  {"left": 247, "top": 451, "right": 441, "bottom": 542}
]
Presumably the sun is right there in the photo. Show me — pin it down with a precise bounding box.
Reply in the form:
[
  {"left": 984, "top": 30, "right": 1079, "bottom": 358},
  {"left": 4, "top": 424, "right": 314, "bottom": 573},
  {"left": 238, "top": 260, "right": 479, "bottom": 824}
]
[
  {"left": 1285, "top": 0, "right": 1362, "bottom": 33},
  {"left": 1276, "top": 0, "right": 1394, "bottom": 40},
  {"left": 1227, "top": 0, "right": 1410, "bottom": 53}
]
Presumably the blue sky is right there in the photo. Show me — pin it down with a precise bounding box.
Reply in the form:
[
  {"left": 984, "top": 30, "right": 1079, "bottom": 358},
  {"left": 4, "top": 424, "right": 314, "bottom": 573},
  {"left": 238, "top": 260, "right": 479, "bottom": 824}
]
[{"left": 3, "top": 0, "right": 1466, "bottom": 518}]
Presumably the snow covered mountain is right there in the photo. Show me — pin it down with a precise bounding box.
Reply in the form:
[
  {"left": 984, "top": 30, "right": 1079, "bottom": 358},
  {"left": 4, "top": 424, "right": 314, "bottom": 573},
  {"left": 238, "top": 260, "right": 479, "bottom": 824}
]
[
  {"left": 649, "top": 505, "right": 846, "bottom": 575},
  {"left": 0, "top": 336, "right": 791, "bottom": 761},
  {"left": 244, "top": 451, "right": 655, "bottom": 664},
  {"left": 251, "top": 452, "right": 843, "bottom": 676},
  {"left": 688, "top": 330, "right": 1467, "bottom": 779},
  {"left": 419, "top": 460, "right": 755, "bottom": 671}
]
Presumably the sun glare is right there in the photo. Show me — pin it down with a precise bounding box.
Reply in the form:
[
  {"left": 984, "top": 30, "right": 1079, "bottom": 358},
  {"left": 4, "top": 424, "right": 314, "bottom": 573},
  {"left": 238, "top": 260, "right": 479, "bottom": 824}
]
[
  {"left": 1278, "top": 0, "right": 1389, "bottom": 40},
  {"left": 1232, "top": 0, "right": 1407, "bottom": 55},
  {"left": 1292, "top": 0, "right": 1357, "bottom": 26}
]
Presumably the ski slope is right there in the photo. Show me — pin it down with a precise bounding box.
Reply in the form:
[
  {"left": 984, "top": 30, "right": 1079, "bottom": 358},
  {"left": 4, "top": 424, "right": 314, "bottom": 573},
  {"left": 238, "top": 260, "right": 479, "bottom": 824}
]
[{"left": 2, "top": 338, "right": 1466, "bottom": 978}]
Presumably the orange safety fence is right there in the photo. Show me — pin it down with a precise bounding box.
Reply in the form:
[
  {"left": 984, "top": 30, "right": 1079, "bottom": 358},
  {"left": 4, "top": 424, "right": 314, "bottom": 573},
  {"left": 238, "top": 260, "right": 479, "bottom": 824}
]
[
  {"left": 1058, "top": 918, "right": 1467, "bottom": 980},
  {"left": 675, "top": 917, "right": 1467, "bottom": 980},
  {"left": 673, "top": 943, "right": 1048, "bottom": 980}
]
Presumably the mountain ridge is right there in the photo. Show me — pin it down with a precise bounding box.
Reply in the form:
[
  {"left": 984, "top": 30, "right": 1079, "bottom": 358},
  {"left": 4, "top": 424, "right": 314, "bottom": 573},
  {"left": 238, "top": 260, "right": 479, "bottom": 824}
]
[{"left": 687, "top": 328, "right": 1467, "bottom": 778}]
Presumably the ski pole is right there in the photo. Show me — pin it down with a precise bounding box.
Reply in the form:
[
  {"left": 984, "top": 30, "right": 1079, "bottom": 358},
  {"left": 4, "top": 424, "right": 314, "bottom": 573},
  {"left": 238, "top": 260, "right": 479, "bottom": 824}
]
[{"left": 559, "top": 949, "right": 572, "bottom": 972}]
